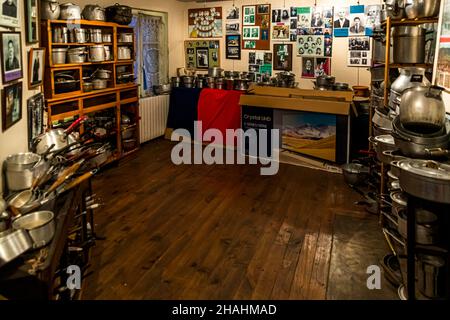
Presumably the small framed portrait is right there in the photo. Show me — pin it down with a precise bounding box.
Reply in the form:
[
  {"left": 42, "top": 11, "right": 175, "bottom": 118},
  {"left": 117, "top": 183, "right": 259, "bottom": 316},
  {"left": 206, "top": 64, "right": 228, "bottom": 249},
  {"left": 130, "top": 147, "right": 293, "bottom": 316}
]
[
  {"left": 226, "top": 35, "right": 241, "bottom": 60},
  {"left": 28, "top": 47, "right": 45, "bottom": 88},
  {"left": 196, "top": 47, "right": 209, "bottom": 69},
  {"left": 0, "top": 0, "right": 20, "bottom": 28},
  {"left": 0, "top": 31, "right": 23, "bottom": 83},
  {"left": 27, "top": 92, "right": 44, "bottom": 150},
  {"left": 2, "top": 81, "right": 22, "bottom": 131},
  {"left": 273, "top": 43, "right": 293, "bottom": 71},
  {"left": 25, "top": 0, "right": 39, "bottom": 43}
]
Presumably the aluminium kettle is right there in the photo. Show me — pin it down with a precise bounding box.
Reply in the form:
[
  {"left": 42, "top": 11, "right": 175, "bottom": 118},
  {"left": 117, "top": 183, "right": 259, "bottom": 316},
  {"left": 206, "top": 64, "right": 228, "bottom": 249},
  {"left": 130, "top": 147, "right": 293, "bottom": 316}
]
[{"left": 41, "top": 0, "right": 60, "bottom": 20}]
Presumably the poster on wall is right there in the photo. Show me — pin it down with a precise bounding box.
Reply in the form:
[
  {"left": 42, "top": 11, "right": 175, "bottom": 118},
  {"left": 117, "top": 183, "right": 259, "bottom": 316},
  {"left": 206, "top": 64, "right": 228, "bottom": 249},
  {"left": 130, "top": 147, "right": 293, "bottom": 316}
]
[
  {"left": 0, "top": 0, "right": 20, "bottom": 28},
  {"left": 301, "top": 57, "right": 331, "bottom": 79},
  {"left": 364, "top": 4, "right": 381, "bottom": 34},
  {"left": 333, "top": 6, "right": 350, "bottom": 37},
  {"left": 226, "top": 35, "right": 241, "bottom": 60},
  {"left": 185, "top": 40, "right": 220, "bottom": 70},
  {"left": 242, "top": 4, "right": 271, "bottom": 50},
  {"left": 296, "top": 28, "right": 333, "bottom": 58},
  {"left": 281, "top": 112, "right": 337, "bottom": 162},
  {"left": 297, "top": 7, "right": 311, "bottom": 28},
  {"left": 311, "top": 7, "right": 333, "bottom": 28},
  {"left": 273, "top": 43, "right": 292, "bottom": 71},
  {"left": 349, "top": 5, "right": 366, "bottom": 36},
  {"left": 436, "top": 0, "right": 450, "bottom": 90},
  {"left": 348, "top": 36, "right": 371, "bottom": 67},
  {"left": 188, "top": 7, "right": 223, "bottom": 38}
]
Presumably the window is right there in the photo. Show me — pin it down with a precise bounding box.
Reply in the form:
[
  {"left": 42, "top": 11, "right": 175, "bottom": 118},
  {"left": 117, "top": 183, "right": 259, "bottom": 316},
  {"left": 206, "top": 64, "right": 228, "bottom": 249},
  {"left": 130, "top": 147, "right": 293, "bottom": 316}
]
[{"left": 132, "top": 11, "right": 168, "bottom": 97}]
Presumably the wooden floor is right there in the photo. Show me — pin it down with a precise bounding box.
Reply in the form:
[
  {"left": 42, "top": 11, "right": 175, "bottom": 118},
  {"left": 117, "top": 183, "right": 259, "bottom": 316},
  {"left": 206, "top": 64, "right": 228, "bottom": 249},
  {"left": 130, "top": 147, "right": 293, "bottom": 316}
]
[{"left": 83, "top": 139, "right": 381, "bottom": 300}]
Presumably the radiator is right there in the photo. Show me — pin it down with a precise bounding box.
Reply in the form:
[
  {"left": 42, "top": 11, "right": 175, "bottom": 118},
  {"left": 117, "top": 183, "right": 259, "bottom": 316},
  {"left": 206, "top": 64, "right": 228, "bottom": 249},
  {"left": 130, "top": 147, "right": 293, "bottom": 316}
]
[{"left": 138, "top": 95, "right": 170, "bottom": 143}]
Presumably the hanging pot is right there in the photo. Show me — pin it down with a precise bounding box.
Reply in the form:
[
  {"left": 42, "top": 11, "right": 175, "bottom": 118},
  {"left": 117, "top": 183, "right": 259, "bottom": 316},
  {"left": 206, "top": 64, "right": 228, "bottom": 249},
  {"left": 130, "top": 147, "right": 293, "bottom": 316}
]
[
  {"left": 59, "top": 3, "right": 81, "bottom": 20},
  {"left": 395, "top": 159, "right": 450, "bottom": 204},
  {"left": 82, "top": 4, "right": 106, "bottom": 21},
  {"left": 404, "top": 0, "right": 441, "bottom": 19},
  {"left": 399, "top": 86, "right": 446, "bottom": 135},
  {"left": 41, "top": 0, "right": 60, "bottom": 20}
]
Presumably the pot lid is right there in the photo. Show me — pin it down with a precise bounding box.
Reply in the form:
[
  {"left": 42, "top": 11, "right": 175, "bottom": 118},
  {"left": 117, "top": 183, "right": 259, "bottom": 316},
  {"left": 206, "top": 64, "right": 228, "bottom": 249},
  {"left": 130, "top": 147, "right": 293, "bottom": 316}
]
[
  {"left": 342, "top": 163, "right": 369, "bottom": 174},
  {"left": 398, "top": 159, "right": 450, "bottom": 181},
  {"left": 390, "top": 191, "right": 407, "bottom": 206},
  {"left": 374, "top": 134, "right": 395, "bottom": 146}
]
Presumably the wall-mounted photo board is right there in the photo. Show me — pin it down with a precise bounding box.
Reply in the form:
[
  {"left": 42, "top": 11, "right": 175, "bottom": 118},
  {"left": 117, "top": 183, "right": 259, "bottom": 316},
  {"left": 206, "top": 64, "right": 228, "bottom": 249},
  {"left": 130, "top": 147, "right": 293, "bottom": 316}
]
[
  {"left": 185, "top": 40, "right": 220, "bottom": 70},
  {"left": 242, "top": 4, "right": 271, "bottom": 50}
]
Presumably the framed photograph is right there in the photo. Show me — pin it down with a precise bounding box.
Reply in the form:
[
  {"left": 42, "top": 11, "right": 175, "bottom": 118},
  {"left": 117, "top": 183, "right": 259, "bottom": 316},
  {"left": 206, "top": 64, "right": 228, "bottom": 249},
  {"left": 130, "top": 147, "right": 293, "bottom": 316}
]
[
  {"left": 226, "top": 35, "right": 241, "bottom": 60},
  {"left": 25, "top": 0, "right": 39, "bottom": 43},
  {"left": 27, "top": 92, "right": 44, "bottom": 149},
  {"left": 0, "top": 0, "right": 20, "bottom": 27},
  {"left": 28, "top": 47, "right": 45, "bottom": 88},
  {"left": 0, "top": 31, "right": 23, "bottom": 83},
  {"left": 273, "top": 43, "right": 293, "bottom": 71},
  {"left": 2, "top": 81, "right": 22, "bottom": 132},
  {"left": 196, "top": 47, "right": 209, "bottom": 69}
]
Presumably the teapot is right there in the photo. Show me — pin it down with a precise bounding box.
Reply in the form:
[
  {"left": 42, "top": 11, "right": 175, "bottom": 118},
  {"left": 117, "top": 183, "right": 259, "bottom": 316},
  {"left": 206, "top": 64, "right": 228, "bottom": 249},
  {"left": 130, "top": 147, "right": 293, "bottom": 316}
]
[{"left": 41, "top": 0, "right": 61, "bottom": 20}]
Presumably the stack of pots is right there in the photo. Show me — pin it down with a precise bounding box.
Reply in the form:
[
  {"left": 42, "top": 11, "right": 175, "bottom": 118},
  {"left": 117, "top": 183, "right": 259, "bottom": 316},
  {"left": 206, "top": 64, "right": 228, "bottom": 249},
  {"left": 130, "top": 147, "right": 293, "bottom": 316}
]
[
  {"left": 389, "top": 68, "right": 430, "bottom": 114},
  {"left": 206, "top": 77, "right": 215, "bottom": 88}
]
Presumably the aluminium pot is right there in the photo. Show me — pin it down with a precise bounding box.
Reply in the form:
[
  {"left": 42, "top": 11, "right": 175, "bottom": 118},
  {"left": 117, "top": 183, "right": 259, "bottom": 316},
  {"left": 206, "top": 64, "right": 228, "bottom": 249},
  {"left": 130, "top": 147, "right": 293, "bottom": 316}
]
[
  {"left": 369, "top": 135, "right": 397, "bottom": 163},
  {"left": 94, "top": 68, "right": 112, "bottom": 80},
  {"left": 59, "top": 2, "right": 81, "bottom": 20},
  {"left": 90, "top": 29, "right": 102, "bottom": 43},
  {"left": 83, "top": 82, "right": 93, "bottom": 92},
  {"left": 52, "top": 48, "right": 67, "bottom": 64},
  {"left": 102, "top": 34, "right": 112, "bottom": 42},
  {"left": 417, "top": 254, "right": 446, "bottom": 299},
  {"left": 82, "top": 4, "right": 106, "bottom": 21},
  {"left": 67, "top": 47, "right": 87, "bottom": 63},
  {"left": 121, "top": 125, "right": 135, "bottom": 139},
  {"left": 342, "top": 163, "right": 369, "bottom": 186},
  {"left": 395, "top": 159, "right": 450, "bottom": 204},
  {"left": 404, "top": 0, "right": 441, "bottom": 19},
  {"left": 4, "top": 153, "right": 48, "bottom": 191},
  {"left": 385, "top": 0, "right": 406, "bottom": 19},
  {"left": 0, "top": 229, "right": 33, "bottom": 268},
  {"left": 118, "top": 46, "right": 131, "bottom": 60},
  {"left": 399, "top": 86, "right": 446, "bottom": 134},
  {"left": 208, "top": 67, "right": 224, "bottom": 78},
  {"left": 119, "top": 33, "right": 133, "bottom": 43},
  {"left": 89, "top": 45, "right": 106, "bottom": 62},
  {"left": 105, "top": 4, "right": 132, "bottom": 25},
  {"left": 41, "top": 0, "right": 61, "bottom": 20},
  {"left": 389, "top": 68, "right": 430, "bottom": 112},
  {"left": 316, "top": 75, "right": 335, "bottom": 87},
  {"left": 92, "top": 78, "right": 108, "bottom": 90},
  {"left": 12, "top": 211, "right": 55, "bottom": 249},
  {"left": 397, "top": 208, "right": 439, "bottom": 245},
  {"left": 390, "top": 190, "right": 407, "bottom": 218},
  {"left": 392, "top": 26, "right": 426, "bottom": 64}
]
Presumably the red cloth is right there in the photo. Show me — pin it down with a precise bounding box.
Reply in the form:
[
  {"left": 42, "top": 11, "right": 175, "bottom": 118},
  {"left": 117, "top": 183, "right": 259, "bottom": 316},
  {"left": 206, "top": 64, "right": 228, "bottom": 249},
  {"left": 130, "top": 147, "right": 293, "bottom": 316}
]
[{"left": 197, "top": 88, "right": 243, "bottom": 146}]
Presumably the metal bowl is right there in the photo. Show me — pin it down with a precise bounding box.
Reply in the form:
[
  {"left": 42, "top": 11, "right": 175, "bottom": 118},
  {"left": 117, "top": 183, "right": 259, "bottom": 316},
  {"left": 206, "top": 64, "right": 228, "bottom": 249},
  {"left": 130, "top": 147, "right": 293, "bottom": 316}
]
[{"left": 12, "top": 211, "right": 55, "bottom": 249}]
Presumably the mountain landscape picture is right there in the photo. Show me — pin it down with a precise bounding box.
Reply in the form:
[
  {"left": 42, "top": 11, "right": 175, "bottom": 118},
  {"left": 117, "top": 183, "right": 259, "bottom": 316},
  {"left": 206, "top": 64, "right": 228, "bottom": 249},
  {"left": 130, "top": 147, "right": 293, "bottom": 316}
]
[{"left": 282, "top": 113, "right": 337, "bottom": 161}]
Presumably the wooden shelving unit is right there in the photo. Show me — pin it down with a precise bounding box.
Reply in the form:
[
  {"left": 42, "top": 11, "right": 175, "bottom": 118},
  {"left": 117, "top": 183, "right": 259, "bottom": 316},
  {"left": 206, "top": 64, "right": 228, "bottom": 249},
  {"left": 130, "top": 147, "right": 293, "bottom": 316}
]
[{"left": 41, "top": 19, "right": 140, "bottom": 160}]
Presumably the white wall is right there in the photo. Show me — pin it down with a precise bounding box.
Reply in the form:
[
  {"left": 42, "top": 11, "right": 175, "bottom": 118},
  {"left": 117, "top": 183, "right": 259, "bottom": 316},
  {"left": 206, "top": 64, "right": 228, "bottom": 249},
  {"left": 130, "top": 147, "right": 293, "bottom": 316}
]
[
  {"left": 184, "top": 0, "right": 381, "bottom": 89},
  {"left": 0, "top": 6, "right": 42, "bottom": 196}
]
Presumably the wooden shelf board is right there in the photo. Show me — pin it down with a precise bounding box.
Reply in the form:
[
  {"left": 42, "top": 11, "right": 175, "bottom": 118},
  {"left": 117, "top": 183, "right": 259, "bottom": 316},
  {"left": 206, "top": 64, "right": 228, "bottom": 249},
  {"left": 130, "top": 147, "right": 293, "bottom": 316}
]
[
  {"left": 116, "top": 59, "right": 134, "bottom": 64},
  {"left": 47, "top": 84, "right": 138, "bottom": 103},
  {"left": 117, "top": 42, "right": 134, "bottom": 45},
  {"left": 47, "top": 19, "right": 130, "bottom": 28},
  {"left": 122, "top": 147, "right": 140, "bottom": 157},
  {"left": 51, "top": 61, "right": 115, "bottom": 68},
  {"left": 120, "top": 97, "right": 139, "bottom": 105},
  {"left": 52, "top": 43, "right": 113, "bottom": 46},
  {"left": 50, "top": 110, "right": 80, "bottom": 122},
  {"left": 83, "top": 102, "right": 117, "bottom": 114},
  {"left": 382, "top": 17, "right": 439, "bottom": 26},
  {"left": 388, "top": 63, "right": 433, "bottom": 69}
]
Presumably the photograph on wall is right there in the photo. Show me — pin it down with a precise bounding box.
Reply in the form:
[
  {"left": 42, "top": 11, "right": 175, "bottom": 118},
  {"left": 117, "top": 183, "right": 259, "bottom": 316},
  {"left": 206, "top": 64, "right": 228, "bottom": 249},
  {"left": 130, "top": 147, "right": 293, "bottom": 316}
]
[
  {"left": 297, "top": 35, "right": 325, "bottom": 57},
  {"left": 226, "top": 5, "right": 239, "bottom": 20},
  {"left": 260, "top": 63, "right": 272, "bottom": 77},
  {"left": 349, "top": 5, "right": 366, "bottom": 36},
  {"left": 264, "top": 52, "right": 272, "bottom": 64},
  {"left": 436, "top": 0, "right": 450, "bottom": 90},
  {"left": 282, "top": 112, "right": 337, "bottom": 162},
  {"left": 226, "top": 22, "right": 240, "bottom": 34},
  {"left": 225, "top": 35, "right": 241, "bottom": 60},
  {"left": 348, "top": 36, "right": 371, "bottom": 67},
  {"left": 290, "top": 32, "right": 297, "bottom": 42},
  {"left": 272, "top": 25, "right": 289, "bottom": 40},
  {"left": 364, "top": 4, "right": 381, "bottom": 34},
  {"left": 28, "top": 47, "right": 45, "bottom": 88},
  {"left": 243, "top": 5, "right": 255, "bottom": 25},
  {"left": 0, "top": 31, "right": 23, "bottom": 83},
  {"left": 273, "top": 43, "right": 292, "bottom": 71},
  {"left": 272, "top": 9, "right": 281, "bottom": 23},
  {"left": 257, "top": 4, "right": 269, "bottom": 15},
  {"left": 290, "top": 17, "right": 297, "bottom": 30},
  {"left": 0, "top": 0, "right": 20, "bottom": 28},
  {"left": 333, "top": 6, "right": 350, "bottom": 37},
  {"left": 188, "top": 7, "right": 223, "bottom": 38},
  {"left": 244, "top": 40, "right": 256, "bottom": 49},
  {"left": 25, "top": 0, "right": 38, "bottom": 43},
  {"left": 249, "top": 64, "right": 260, "bottom": 73},
  {"left": 301, "top": 57, "right": 315, "bottom": 79},
  {"left": 243, "top": 26, "right": 260, "bottom": 40},
  {"left": 27, "top": 93, "right": 44, "bottom": 150},
  {"left": 185, "top": 40, "right": 220, "bottom": 70},
  {"left": 2, "top": 81, "right": 22, "bottom": 132},
  {"left": 297, "top": 7, "right": 311, "bottom": 28},
  {"left": 315, "top": 58, "right": 331, "bottom": 77}
]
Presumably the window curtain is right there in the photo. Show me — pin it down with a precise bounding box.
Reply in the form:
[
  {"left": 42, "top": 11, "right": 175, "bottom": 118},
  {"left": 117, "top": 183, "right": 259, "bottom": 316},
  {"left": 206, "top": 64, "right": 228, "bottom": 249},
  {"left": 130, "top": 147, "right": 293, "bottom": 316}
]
[{"left": 136, "top": 13, "right": 168, "bottom": 97}]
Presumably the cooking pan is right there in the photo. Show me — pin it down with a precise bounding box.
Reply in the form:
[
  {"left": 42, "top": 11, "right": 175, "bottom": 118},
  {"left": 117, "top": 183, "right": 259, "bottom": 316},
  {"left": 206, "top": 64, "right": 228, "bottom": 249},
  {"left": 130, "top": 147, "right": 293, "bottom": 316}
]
[{"left": 0, "top": 229, "right": 33, "bottom": 268}]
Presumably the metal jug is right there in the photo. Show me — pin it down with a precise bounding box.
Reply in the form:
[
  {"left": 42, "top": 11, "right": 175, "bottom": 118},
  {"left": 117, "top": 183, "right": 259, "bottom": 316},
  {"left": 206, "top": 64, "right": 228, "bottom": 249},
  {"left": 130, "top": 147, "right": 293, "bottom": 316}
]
[{"left": 41, "top": 0, "right": 61, "bottom": 20}]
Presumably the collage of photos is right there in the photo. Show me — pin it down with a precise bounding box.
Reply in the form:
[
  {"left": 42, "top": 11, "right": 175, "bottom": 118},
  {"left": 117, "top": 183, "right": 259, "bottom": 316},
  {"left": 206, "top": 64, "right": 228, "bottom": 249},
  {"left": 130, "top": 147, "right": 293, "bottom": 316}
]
[
  {"left": 248, "top": 51, "right": 272, "bottom": 83},
  {"left": 297, "top": 29, "right": 333, "bottom": 58},
  {"left": 289, "top": 6, "right": 298, "bottom": 42},
  {"left": 348, "top": 36, "right": 371, "bottom": 67},
  {"left": 242, "top": 4, "right": 271, "bottom": 50},
  {"left": 333, "top": 4, "right": 380, "bottom": 37},
  {"left": 185, "top": 40, "right": 220, "bottom": 70},
  {"left": 188, "top": 7, "right": 223, "bottom": 38},
  {"left": 225, "top": 5, "right": 240, "bottom": 35},
  {"left": 301, "top": 57, "right": 331, "bottom": 79}
]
